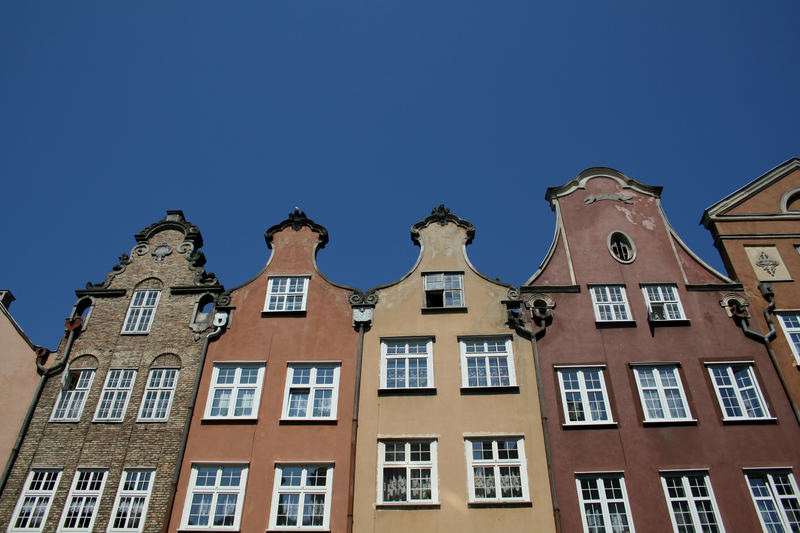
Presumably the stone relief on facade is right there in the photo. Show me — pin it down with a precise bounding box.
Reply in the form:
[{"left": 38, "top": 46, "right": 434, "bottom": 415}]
[
  {"left": 584, "top": 192, "right": 634, "bottom": 205},
  {"left": 745, "top": 246, "right": 792, "bottom": 281},
  {"left": 152, "top": 244, "right": 173, "bottom": 261}
]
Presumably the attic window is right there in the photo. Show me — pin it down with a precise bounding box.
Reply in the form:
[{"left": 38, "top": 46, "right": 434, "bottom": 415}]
[
  {"left": 608, "top": 232, "right": 635, "bottom": 264},
  {"left": 787, "top": 192, "right": 800, "bottom": 212}
]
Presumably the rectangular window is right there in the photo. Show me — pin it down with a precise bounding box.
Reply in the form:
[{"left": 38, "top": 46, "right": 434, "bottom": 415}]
[
  {"left": 590, "top": 286, "right": 631, "bottom": 322},
  {"left": 423, "top": 272, "right": 463, "bottom": 308},
  {"left": 632, "top": 365, "right": 692, "bottom": 422},
  {"left": 8, "top": 469, "right": 62, "bottom": 532},
  {"left": 465, "top": 437, "right": 529, "bottom": 503},
  {"left": 181, "top": 465, "right": 248, "bottom": 530},
  {"left": 138, "top": 368, "right": 179, "bottom": 421},
  {"left": 380, "top": 338, "right": 434, "bottom": 389},
  {"left": 777, "top": 312, "right": 800, "bottom": 364},
  {"left": 264, "top": 276, "right": 309, "bottom": 312},
  {"left": 661, "top": 472, "right": 723, "bottom": 533},
  {"left": 378, "top": 440, "right": 438, "bottom": 504},
  {"left": 643, "top": 284, "right": 686, "bottom": 321},
  {"left": 58, "top": 469, "right": 108, "bottom": 532},
  {"left": 459, "top": 337, "right": 516, "bottom": 388},
  {"left": 557, "top": 367, "right": 613, "bottom": 425},
  {"left": 269, "top": 464, "right": 333, "bottom": 530},
  {"left": 51, "top": 369, "right": 95, "bottom": 422},
  {"left": 707, "top": 363, "right": 771, "bottom": 420},
  {"left": 108, "top": 469, "right": 155, "bottom": 532},
  {"left": 204, "top": 364, "right": 265, "bottom": 420},
  {"left": 122, "top": 290, "right": 160, "bottom": 334},
  {"left": 576, "top": 474, "right": 635, "bottom": 533},
  {"left": 282, "top": 364, "right": 341, "bottom": 420},
  {"left": 746, "top": 470, "right": 800, "bottom": 532},
  {"left": 94, "top": 369, "right": 137, "bottom": 422}
]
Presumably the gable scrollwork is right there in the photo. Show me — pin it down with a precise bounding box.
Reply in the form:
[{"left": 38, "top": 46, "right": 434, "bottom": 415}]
[
  {"left": 411, "top": 204, "right": 476, "bottom": 245},
  {"left": 264, "top": 208, "right": 330, "bottom": 250}
]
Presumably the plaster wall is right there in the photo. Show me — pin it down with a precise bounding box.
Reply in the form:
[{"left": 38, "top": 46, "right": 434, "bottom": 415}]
[
  {"left": 352, "top": 220, "right": 556, "bottom": 533},
  {"left": 528, "top": 176, "right": 800, "bottom": 533},
  {"left": 0, "top": 305, "right": 38, "bottom": 467},
  {"left": 171, "top": 225, "right": 360, "bottom": 533}
]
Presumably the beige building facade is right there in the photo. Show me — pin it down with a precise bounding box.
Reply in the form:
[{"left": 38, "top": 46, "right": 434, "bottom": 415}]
[
  {"left": 0, "top": 291, "right": 40, "bottom": 473},
  {"left": 351, "top": 206, "right": 556, "bottom": 533}
]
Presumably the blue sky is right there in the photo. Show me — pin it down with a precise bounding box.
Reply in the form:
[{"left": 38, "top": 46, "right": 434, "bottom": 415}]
[{"left": 2, "top": 1, "right": 799, "bottom": 348}]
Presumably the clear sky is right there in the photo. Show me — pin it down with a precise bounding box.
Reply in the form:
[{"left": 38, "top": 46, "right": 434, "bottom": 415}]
[{"left": 2, "top": 1, "right": 799, "bottom": 348}]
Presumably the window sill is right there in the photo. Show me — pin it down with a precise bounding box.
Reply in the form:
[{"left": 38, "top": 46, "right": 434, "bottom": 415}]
[
  {"left": 595, "top": 320, "right": 636, "bottom": 329},
  {"left": 92, "top": 419, "right": 124, "bottom": 424},
  {"left": 178, "top": 529, "right": 239, "bottom": 532},
  {"left": 279, "top": 418, "right": 338, "bottom": 425},
  {"left": 562, "top": 421, "right": 618, "bottom": 429},
  {"left": 261, "top": 310, "right": 307, "bottom": 318},
  {"left": 268, "top": 530, "right": 329, "bottom": 533},
  {"left": 421, "top": 306, "right": 468, "bottom": 315},
  {"left": 642, "top": 418, "right": 698, "bottom": 427},
  {"left": 201, "top": 417, "right": 259, "bottom": 425},
  {"left": 136, "top": 418, "right": 169, "bottom": 423},
  {"left": 378, "top": 387, "right": 437, "bottom": 396},
  {"left": 721, "top": 417, "right": 777, "bottom": 425},
  {"left": 376, "top": 502, "right": 440, "bottom": 509},
  {"left": 467, "top": 500, "right": 532, "bottom": 508},
  {"left": 460, "top": 386, "right": 519, "bottom": 395},
  {"left": 49, "top": 419, "right": 80, "bottom": 423},
  {"left": 648, "top": 318, "right": 691, "bottom": 327},
  {"left": 120, "top": 331, "right": 151, "bottom": 336}
]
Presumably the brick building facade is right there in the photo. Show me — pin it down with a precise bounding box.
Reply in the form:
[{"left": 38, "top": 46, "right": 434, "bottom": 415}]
[{"left": 0, "top": 211, "right": 225, "bottom": 533}]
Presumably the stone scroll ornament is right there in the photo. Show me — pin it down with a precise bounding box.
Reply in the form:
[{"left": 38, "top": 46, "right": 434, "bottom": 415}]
[
  {"left": 584, "top": 193, "right": 634, "bottom": 205},
  {"left": 755, "top": 251, "right": 780, "bottom": 277}
]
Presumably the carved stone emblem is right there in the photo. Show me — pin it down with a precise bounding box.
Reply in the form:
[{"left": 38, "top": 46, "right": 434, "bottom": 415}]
[
  {"left": 755, "top": 251, "right": 780, "bottom": 277},
  {"left": 584, "top": 193, "right": 634, "bottom": 205},
  {"left": 152, "top": 244, "right": 173, "bottom": 262}
]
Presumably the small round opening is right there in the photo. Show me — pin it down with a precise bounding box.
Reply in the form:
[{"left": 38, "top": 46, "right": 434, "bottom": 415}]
[{"left": 608, "top": 231, "right": 636, "bottom": 264}]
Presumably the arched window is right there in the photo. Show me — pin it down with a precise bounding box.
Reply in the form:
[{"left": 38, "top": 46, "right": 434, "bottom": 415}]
[{"left": 608, "top": 232, "right": 636, "bottom": 264}]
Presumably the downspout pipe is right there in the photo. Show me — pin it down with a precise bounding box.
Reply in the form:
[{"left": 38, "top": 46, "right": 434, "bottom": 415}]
[
  {"left": 162, "top": 313, "right": 228, "bottom": 533},
  {"left": 505, "top": 301, "right": 562, "bottom": 533},
  {"left": 729, "top": 283, "right": 800, "bottom": 425},
  {"left": 0, "top": 317, "right": 82, "bottom": 497},
  {"left": 347, "top": 319, "right": 367, "bottom": 533}
]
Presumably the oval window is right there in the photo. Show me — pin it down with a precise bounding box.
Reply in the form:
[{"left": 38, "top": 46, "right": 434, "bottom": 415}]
[{"left": 608, "top": 232, "right": 636, "bottom": 264}]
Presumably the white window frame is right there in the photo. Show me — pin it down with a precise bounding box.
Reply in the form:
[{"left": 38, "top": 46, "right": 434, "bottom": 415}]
[
  {"left": 180, "top": 464, "right": 248, "bottom": 530},
  {"left": 590, "top": 285, "right": 632, "bottom": 322},
  {"left": 137, "top": 368, "right": 179, "bottom": 422},
  {"left": 94, "top": 369, "right": 137, "bottom": 422},
  {"left": 57, "top": 468, "right": 108, "bottom": 532},
  {"left": 8, "top": 468, "right": 62, "bottom": 533},
  {"left": 556, "top": 366, "right": 614, "bottom": 425},
  {"left": 706, "top": 363, "right": 771, "bottom": 421},
  {"left": 632, "top": 365, "right": 693, "bottom": 422},
  {"left": 642, "top": 284, "right": 686, "bottom": 321},
  {"left": 464, "top": 437, "right": 530, "bottom": 503},
  {"left": 121, "top": 290, "right": 161, "bottom": 334},
  {"left": 422, "top": 272, "right": 464, "bottom": 308},
  {"left": 107, "top": 469, "right": 155, "bottom": 533},
  {"left": 264, "top": 276, "right": 310, "bottom": 312},
  {"left": 203, "top": 363, "right": 265, "bottom": 420},
  {"left": 281, "top": 364, "right": 341, "bottom": 421},
  {"left": 268, "top": 464, "right": 334, "bottom": 530},
  {"left": 377, "top": 440, "right": 438, "bottom": 505},
  {"left": 660, "top": 472, "right": 725, "bottom": 533},
  {"left": 458, "top": 337, "right": 517, "bottom": 388},
  {"left": 576, "top": 474, "right": 635, "bottom": 533},
  {"left": 776, "top": 312, "right": 800, "bottom": 364},
  {"left": 380, "top": 338, "right": 435, "bottom": 390},
  {"left": 745, "top": 469, "right": 800, "bottom": 533},
  {"left": 50, "top": 369, "right": 95, "bottom": 422}
]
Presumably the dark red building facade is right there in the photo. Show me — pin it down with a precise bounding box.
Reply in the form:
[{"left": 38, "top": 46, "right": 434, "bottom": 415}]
[{"left": 520, "top": 168, "right": 800, "bottom": 533}]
